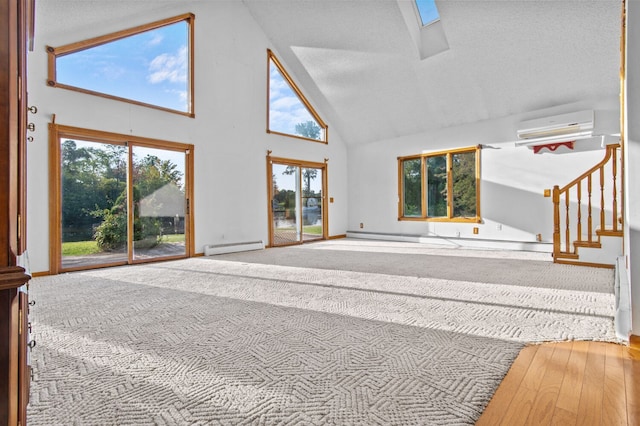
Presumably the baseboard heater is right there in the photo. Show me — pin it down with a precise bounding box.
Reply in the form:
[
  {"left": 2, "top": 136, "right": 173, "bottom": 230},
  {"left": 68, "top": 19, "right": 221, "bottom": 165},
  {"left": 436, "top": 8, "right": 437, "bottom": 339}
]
[{"left": 203, "top": 240, "right": 264, "bottom": 256}]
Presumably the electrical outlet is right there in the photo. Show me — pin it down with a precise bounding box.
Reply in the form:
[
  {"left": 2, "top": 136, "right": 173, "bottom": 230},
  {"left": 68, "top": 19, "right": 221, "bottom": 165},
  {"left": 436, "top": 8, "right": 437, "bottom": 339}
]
[
  {"left": 496, "top": 224, "right": 502, "bottom": 231},
  {"left": 359, "top": 222, "right": 364, "bottom": 229},
  {"left": 473, "top": 227, "right": 479, "bottom": 234}
]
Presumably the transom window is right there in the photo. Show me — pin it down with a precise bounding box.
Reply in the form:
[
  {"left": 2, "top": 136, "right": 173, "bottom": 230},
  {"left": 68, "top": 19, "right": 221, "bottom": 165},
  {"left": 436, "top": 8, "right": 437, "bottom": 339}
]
[
  {"left": 47, "top": 14, "right": 195, "bottom": 116},
  {"left": 267, "top": 49, "right": 327, "bottom": 143},
  {"left": 398, "top": 146, "right": 480, "bottom": 222},
  {"left": 414, "top": 0, "right": 440, "bottom": 26}
]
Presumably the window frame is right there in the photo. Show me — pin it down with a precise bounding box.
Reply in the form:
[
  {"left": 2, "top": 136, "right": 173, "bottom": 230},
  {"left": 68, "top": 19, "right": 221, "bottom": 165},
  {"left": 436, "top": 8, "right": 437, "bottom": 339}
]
[
  {"left": 398, "top": 145, "right": 481, "bottom": 223},
  {"left": 46, "top": 13, "right": 195, "bottom": 117},
  {"left": 266, "top": 49, "right": 328, "bottom": 144}
]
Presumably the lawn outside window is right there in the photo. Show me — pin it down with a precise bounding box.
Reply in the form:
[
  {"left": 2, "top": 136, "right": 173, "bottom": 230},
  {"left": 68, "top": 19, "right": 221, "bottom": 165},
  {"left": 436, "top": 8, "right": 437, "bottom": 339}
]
[{"left": 398, "top": 146, "right": 481, "bottom": 222}]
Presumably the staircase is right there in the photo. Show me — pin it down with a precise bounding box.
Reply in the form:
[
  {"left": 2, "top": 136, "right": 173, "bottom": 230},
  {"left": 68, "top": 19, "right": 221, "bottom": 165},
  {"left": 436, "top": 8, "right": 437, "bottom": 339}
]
[{"left": 552, "top": 144, "right": 623, "bottom": 268}]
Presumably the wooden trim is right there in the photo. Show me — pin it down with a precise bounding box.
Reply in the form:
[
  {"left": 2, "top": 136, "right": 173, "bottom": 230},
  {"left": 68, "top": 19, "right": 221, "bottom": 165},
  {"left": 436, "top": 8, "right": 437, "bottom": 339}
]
[
  {"left": 30, "top": 271, "right": 51, "bottom": 278},
  {"left": 45, "top": 83, "right": 195, "bottom": 118},
  {"left": 266, "top": 152, "right": 274, "bottom": 248},
  {"left": 267, "top": 130, "right": 328, "bottom": 145},
  {"left": 192, "top": 252, "right": 204, "bottom": 257},
  {"left": 186, "top": 147, "right": 195, "bottom": 257},
  {"left": 48, "top": 123, "right": 61, "bottom": 274},
  {"left": 46, "top": 13, "right": 195, "bottom": 117},
  {"left": 267, "top": 49, "right": 328, "bottom": 143},
  {"left": 328, "top": 234, "right": 347, "bottom": 240}
]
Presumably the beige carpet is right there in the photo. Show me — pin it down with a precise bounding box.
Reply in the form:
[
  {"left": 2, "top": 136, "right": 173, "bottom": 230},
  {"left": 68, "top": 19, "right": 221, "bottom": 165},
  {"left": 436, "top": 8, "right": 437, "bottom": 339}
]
[{"left": 26, "top": 239, "right": 617, "bottom": 425}]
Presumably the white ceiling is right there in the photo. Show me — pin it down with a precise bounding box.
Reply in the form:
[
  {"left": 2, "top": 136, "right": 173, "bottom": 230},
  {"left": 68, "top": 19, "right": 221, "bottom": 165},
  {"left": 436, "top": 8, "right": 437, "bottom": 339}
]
[{"left": 242, "top": 0, "right": 621, "bottom": 145}]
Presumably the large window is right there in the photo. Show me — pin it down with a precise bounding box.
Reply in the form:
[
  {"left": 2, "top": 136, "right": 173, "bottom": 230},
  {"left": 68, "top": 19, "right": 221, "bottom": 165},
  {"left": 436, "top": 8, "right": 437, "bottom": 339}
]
[
  {"left": 398, "top": 146, "right": 480, "bottom": 222},
  {"left": 49, "top": 124, "right": 195, "bottom": 274},
  {"left": 267, "top": 49, "right": 328, "bottom": 143},
  {"left": 47, "top": 14, "right": 195, "bottom": 116}
]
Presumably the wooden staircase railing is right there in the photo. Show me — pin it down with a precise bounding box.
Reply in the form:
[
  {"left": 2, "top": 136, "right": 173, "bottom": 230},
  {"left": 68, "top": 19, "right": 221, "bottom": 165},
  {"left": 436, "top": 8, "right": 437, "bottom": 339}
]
[{"left": 552, "top": 144, "right": 623, "bottom": 264}]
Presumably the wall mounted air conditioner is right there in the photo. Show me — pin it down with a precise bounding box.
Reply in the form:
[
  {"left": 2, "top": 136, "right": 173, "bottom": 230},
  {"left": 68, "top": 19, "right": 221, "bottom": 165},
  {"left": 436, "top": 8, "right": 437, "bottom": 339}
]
[{"left": 516, "top": 110, "right": 594, "bottom": 141}]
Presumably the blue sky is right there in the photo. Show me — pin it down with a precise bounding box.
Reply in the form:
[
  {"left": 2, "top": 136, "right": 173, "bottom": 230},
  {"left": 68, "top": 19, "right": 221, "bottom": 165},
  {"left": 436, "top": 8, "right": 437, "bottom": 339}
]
[
  {"left": 415, "top": 0, "right": 440, "bottom": 26},
  {"left": 56, "top": 21, "right": 189, "bottom": 112}
]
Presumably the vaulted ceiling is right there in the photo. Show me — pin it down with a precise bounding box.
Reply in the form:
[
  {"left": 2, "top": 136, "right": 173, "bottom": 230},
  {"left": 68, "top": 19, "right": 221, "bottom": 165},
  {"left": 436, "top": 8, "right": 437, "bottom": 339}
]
[{"left": 242, "top": 0, "right": 622, "bottom": 145}]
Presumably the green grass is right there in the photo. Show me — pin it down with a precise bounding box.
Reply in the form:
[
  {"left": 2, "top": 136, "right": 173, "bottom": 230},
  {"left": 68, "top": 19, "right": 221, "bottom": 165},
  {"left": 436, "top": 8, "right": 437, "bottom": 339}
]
[
  {"left": 303, "top": 225, "right": 322, "bottom": 235},
  {"left": 62, "top": 240, "right": 101, "bottom": 256},
  {"left": 62, "top": 234, "right": 185, "bottom": 256},
  {"left": 160, "top": 234, "right": 185, "bottom": 242}
]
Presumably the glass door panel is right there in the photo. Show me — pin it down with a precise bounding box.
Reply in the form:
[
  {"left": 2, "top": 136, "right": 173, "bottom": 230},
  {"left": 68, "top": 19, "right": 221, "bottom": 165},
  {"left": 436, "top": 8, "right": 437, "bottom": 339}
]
[
  {"left": 301, "top": 167, "right": 323, "bottom": 242},
  {"left": 60, "top": 138, "right": 128, "bottom": 269},
  {"left": 131, "top": 146, "right": 187, "bottom": 261},
  {"left": 271, "top": 163, "right": 301, "bottom": 246}
]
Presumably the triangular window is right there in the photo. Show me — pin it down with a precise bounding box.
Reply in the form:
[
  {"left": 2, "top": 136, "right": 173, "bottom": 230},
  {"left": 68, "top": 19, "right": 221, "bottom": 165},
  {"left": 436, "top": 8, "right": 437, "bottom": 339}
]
[
  {"left": 47, "top": 14, "right": 194, "bottom": 116},
  {"left": 267, "top": 50, "right": 327, "bottom": 143}
]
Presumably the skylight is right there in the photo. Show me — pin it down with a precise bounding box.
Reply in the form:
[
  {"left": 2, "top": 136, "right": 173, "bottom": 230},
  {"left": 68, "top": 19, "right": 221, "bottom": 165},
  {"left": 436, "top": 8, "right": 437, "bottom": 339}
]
[{"left": 414, "top": 0, "right": 440, "bottom": 26}]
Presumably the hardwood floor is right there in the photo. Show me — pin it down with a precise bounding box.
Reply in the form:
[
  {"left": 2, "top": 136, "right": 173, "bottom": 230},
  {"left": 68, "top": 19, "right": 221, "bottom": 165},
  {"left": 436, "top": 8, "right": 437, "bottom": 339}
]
[{"left": 477, "top": 341, "right": 640, "bottom": 425}]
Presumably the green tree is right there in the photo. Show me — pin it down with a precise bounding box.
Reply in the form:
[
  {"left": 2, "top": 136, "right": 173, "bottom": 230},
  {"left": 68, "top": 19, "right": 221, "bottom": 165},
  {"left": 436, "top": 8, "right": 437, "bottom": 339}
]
[{"left": 295, "top": 120, "right": 321, "bottom": 140}]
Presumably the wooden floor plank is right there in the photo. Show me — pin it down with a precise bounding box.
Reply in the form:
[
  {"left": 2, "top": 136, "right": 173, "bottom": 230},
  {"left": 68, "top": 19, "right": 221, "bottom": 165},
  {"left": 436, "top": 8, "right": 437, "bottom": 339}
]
[
  {"left": 602, "top": 343, "right": 627, "bottom": 425},
  {"left": 623, "top": 347, "right": 640, "bottom": 426},
  {"left": 555, "top": 340, "right": 589, "bottom": 414},
  {"left": 498, "top": 385, "right": 538, "bottom": 426},
  {"left": 521, "top": 343, "right": 555, "bottom": 391},
  {"left": 575, "top": 341, "right": 606, "bottom": 426},
  {"left": 476, "top": 345, "right": 539, "bottom": 426},
  {"left": 478, "top": 341, "right": 638, "bottom": 426},
  {"left": 550, "top": 406, "right": 577, "bottom": 426},
  {"left": 525, "top": 343, "right": 571, "bottom": 426}
]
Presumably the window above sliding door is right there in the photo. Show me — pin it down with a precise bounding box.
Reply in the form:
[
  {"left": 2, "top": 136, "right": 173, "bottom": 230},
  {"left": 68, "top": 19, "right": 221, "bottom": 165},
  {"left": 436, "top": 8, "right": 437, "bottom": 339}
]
[
  {"left": 47, "top": 14, "right": 195, "bottom": 116},
  {"left": 267, "top": 50, "right": 328, "bottom": 143}
]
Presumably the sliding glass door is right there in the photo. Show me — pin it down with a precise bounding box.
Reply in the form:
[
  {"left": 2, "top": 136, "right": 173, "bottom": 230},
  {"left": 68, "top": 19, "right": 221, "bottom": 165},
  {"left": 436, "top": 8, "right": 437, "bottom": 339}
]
[
  {"left": 53, "top": 126, "right": 193, "bottom": 273},
  {"left": 60, "top": 139, "right": 129, "bottom": 269},
  {"left": 269, "top": 158, "right": 326, "bottom": 247},
  {"left": 132, "top": 145, "right": 187, "bottom": 261}
]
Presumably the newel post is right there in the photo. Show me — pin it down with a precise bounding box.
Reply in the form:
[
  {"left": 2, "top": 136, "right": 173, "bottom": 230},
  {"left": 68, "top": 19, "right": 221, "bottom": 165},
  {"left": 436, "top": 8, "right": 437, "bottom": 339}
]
[{"left": 552, "top": 185, "right": 560, "bottom": 260}]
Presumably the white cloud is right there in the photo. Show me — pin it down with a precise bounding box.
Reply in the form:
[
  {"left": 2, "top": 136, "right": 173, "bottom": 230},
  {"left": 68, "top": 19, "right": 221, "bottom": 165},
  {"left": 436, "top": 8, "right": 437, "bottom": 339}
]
[
  {"left": 148, "top": 45, "right": 187, "bottom": 84},
  {"left": 147, "top": 33, "right": 164, "bottom": 47}
]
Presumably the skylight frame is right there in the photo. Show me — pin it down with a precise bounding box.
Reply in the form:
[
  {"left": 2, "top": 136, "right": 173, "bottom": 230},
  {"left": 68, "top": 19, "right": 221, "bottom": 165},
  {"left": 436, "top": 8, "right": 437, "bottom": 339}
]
[
  {"left": 266, "top": 49, "right": 328, "bottom": 144},
  {"left": 413, "top": 0, "right": 440, "bottom": 27},
  {"left": 46, "top": 13, "right": 195, "bottom": 118}
]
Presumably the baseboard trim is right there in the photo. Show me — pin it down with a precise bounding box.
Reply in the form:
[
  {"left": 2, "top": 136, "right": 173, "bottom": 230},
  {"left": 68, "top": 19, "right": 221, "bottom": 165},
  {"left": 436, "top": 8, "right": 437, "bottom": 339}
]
[
  {"left": 31, "top": 271, "right": 51, "bottom": 277},
  {"left": 328, "top": 234, "right": 347, "bottom": 240},
  {"left": 554, "top": 259, "right": 615, "bottom": 269},
  {"left": 192, "top": 252, "right": 204, "bottom": 257}
]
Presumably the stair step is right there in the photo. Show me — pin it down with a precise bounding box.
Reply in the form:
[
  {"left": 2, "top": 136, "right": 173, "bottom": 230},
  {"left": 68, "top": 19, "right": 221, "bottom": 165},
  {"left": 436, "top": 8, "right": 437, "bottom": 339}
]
[
  {"left": 573, "top": 241, "right": 602, "bottom": 249},
  {"left": 554, "top": 252, "right": 580, "bottom": 260},
  {"left": 596, "top": 229, "right": 623, "bottom": 237}
]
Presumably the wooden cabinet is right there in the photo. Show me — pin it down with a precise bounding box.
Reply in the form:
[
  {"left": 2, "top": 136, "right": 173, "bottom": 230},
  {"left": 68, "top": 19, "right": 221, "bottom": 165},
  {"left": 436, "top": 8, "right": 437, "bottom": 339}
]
[{"left": 1, "top": 0, "right": 32, "bottom": 425}]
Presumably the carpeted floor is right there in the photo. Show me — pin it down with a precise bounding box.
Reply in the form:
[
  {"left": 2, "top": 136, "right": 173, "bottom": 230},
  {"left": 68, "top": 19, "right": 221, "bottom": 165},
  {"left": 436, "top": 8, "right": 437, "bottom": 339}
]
[{"left": 26, "top": 239, "right": 617, "bottom": 425}]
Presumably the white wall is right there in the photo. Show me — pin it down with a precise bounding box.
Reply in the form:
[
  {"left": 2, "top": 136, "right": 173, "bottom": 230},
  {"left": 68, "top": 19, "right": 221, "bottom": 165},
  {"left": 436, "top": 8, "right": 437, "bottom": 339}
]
[
  {"left": 348, "top": 99, "right": 620, "bottom": 246},
  {"left": 625, "top": 0, "right": 640, "bottom": 337},
  {"left": 26, "top": 0, "right": 348, "bottom": 273}
]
